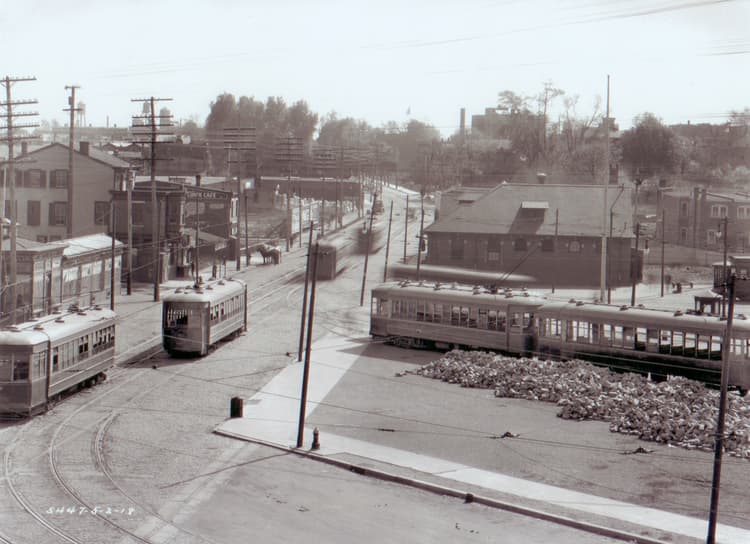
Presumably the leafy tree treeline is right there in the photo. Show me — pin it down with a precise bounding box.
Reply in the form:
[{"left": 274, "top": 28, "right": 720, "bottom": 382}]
[{"left": 180, "top": 88, "right": 750, "bottom": 189}]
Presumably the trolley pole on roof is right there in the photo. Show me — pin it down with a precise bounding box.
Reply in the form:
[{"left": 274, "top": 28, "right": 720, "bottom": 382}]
[
  {"left": 416, "top": 192, "right": 425, "bottom": 281},
  {"left": 383, "top": 201, "right": 394, "bottom": 282},
  {"left": 296, "top": 242, "right": 319, "bottom": 449},
  {"left": 110, "top": 200, "right": 116, "bottom": 310},
  {"left": 599, "top": 75, "right": 611, "bottom": 303},
  {"left": 630, "top": 222, "right": 640, "bottom": 306},
  {"left": 706, "top": 273, "right": 736, "bottom": 544},
  {"left": 660, "top": 209, "right": 666, "bottom": 297}
]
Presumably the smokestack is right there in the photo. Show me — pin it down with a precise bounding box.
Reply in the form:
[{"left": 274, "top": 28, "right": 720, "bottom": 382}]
[
  {"left": 459, "top": 108, "right": 466, "bottom": 138},
  {"left": 195, "top": 174, "right": 202, "bottom": 187}
]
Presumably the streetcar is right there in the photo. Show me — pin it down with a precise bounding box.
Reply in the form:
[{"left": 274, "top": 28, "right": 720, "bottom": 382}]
[
  {"left": 0, "top": 305, "right": 117, "bottom": 416},
  {"left": 316, "top": 233, "right": 354, "bottom": 280},
  {"left": 369, "top": 280, "right": 750, "bottom": 393},
  {"left": 370, "top": 281, "right": 542, "bottom": 355},
  {"left": 162, "top": 278, "right": 247, "bottom": 356}
]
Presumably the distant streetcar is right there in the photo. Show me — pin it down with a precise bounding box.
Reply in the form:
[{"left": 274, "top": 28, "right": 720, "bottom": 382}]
[
  {"left": 162, "top": 278, "right": 247, "bottom": 356},
  {"left": 370, "top": 280, "right": 750, "bottom": 393},
  {"left": 0, "top": 306, "right": 117, "bottom": 416}
]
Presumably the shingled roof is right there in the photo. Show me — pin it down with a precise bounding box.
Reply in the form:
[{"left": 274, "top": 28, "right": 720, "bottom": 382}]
[{"left": 426, "top": 183, "right": 634, "bottom": 238}]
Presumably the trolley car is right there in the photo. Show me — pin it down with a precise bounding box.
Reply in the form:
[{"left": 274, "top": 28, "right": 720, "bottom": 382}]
[
  {"left": 0, "top": 306, "right": 117, "bottom": 416},
  {"left": 370, "top": 280, "right": 750, "bottom": 392},
  {"left": 162, "top": 278, "right": 247, "bottom": 356}
]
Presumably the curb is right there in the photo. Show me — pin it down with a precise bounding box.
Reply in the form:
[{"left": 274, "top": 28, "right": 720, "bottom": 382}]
[{"left": 215, "top": 428, "right": 670, "bottom": 544}]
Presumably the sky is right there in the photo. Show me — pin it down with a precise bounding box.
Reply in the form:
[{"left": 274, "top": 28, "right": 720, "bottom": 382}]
[{"left": 2, "top": 0, "right": 749, "bottom": 137}]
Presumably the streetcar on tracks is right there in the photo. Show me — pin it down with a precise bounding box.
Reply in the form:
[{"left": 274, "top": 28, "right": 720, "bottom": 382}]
[
  {"left": 0, "top": 305, "right": 117, "bottom": 416},
  {"left": 370, "top": 280, "right": 750, "bottom": 393},
  {"left": 162, "top": 278, "right": 247, "bottom": 356}
]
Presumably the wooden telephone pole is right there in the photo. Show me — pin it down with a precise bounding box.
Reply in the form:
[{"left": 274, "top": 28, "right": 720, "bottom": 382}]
[
  {"left": 225, "top": 125, "right": 256, "bottom": 270},
  {"left": 131, "top": 96, "right": 172, "bottom": 302},
  {"left": 1, "top": 76, "right": 38, "bottom": 323}
]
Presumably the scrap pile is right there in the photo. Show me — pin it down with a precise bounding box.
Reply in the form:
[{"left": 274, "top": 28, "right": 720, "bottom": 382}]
[{"left": 407, "top": 350, "right": 750, "bottom": 459}]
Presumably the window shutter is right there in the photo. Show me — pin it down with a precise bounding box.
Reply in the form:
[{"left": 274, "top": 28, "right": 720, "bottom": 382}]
[
  {"left": 48, "top": 203, "right": 54, "bottom": 226},
  {"left": 41, "top": 170, "right": 47, "bottom": 189}
]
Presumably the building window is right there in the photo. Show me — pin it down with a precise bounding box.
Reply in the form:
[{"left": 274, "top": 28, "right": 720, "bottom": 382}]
[
  {"left": 569, "top": 240, "right": 581, "bottom": 253},
  {"left": 36, "top": 235, "right": 48, "bottom": 243},
  {"left": 132, "top": 202, "right": 145, "bottom": 226},
  {"left": 50, "top": 170, "right": 68, "bottom": 189},
  {"left": 679, "top": 227, "right": 688, "bottom": 243},
  {"left": 710, "top": 204, "right": 728, "bottom": 218},
  {"left": 541, "top": 238, "right": 554, "bottom": 252},
  {"left": 94, "top": 201, "right": 109, "bottom": 225},
  {"left": 24, "top": 169, "right": 45, "bottom": 188},
  {"left": 49, "top": 235, "right": 62, "bottom": 242},
  {"left": 680, "top": 201, "right": 689, "bottom": 218},
  {"left": 49, "top": 202, "right": 67, "bottom": 227},
  {"left": 27, "top": 200, "right": 40, "bottom": 226},
  {"left": 707, "top": 229, "right": 718, "bottom": 246},
  {"left": 738, "top": 206, "right": 750, "bottom": 219},
  {"left": 513, "top": 238, "right": 527, "bottom": 251}
]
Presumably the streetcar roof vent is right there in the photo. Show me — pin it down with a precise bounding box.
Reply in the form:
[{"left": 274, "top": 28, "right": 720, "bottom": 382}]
[
  {"left": 738, "top": 314, "right": 747, "bottom": 320},
  {"left": 77, "top": 310, "right": 87, "bottom": 316},
  {"left": 175, "top": 289, "right": 183, "bottom": 294},
  {"left": 205, "top": 285, "right": 214, "bottom": 290},
  {"left": 33, "top": 324, "right": 44, "bottom": 330},
  {"left": 523, "top": 292, "right": 530, "bottom": 297},
  {"left": 55, "top": 317, "right": 65, "bottom": 323},
  {"left": 569, "top": 299, "right": 577, "bottom": 304},
  {"left": 505, "top": 292, "right": 514, "bottom": 298},
  {"left": 521, "top": 287, "right": 528, "bottom": 292},
  {"left": 576, "top": 301, "right": 585, "bottom": 306},
  {"left": 94, "top": 305, "right": 102, "bottom": 310},
  {"left": 619, "top": 305, "right": 629, "bottom": 311},
  {"left": 6, "top": 325, "right": 21, "bottom": 332},
  {"left": 451, "top": 282, "right": 458, "bottom": 289},
  {"left": 673, "top": 310, "right": 683, "bottom": 316},
  {"left": 218, "top": 280, "right": 226, "bottom": 285},
  {"left": 472, "top": 286, "right": 481, "bottom": 295},
  {"left": 638, "top": 304, "right": 645, "bottom": 309},
  {"left": 433, "top": 282, "right": 442, "bottom": 290}
]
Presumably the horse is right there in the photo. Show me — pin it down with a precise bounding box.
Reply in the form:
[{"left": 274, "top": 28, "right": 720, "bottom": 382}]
[{"left": 257, "top": 243, "right": 282, "bottom": 265}]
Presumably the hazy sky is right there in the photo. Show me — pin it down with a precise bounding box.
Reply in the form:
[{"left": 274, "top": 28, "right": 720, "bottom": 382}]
[{"left": 2, "top": 0, "right": 749, "bottom": 135}]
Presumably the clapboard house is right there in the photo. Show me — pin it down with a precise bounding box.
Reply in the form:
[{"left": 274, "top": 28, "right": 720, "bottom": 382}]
[{"left": 425, "top": 183, "right": 641, "bottom": 288}]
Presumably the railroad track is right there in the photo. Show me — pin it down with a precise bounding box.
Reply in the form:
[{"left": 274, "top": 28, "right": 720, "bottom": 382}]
[{"left": 1, "top": 352, "right": 214, "bottom": 544}]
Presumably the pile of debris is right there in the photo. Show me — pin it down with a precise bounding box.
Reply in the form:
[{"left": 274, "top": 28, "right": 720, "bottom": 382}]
[{"left": 406, "top": 350, "right": 750, "bottom": 459}]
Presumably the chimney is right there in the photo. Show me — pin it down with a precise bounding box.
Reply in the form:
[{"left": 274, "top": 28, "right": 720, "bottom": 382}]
[
  {"left": 195, "top": 174, "right": 202, "bottom": 187},
  {"left": 459, "top": 108, "right": 466, "bottom": 138},
  {"left": 80, "top": 141, "right": 90, "bottom": 156},
  {"left": 536, "top": 172, "right": 547, "bottom": 184}
]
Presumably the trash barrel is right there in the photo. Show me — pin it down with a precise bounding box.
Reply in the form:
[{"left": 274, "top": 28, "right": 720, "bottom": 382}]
[{"left": 230, "top": 396, "right": 243, "bottom": 418}]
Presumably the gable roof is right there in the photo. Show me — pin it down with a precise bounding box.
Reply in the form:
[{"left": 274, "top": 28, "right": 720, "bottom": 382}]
[
  {"left": 48, "top": 234, "right": 124, "bottom": 257},
  {"left": 426, "top": 183, "right": 634, "bottom": 238},
  {"left": 20, "top": 142, "right": 131, "bottom": 169}
]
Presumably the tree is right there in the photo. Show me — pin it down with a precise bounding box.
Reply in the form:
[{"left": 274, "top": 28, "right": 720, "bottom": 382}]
[{"left": 619, "top": 113, "right": 677, "bottom": 178}]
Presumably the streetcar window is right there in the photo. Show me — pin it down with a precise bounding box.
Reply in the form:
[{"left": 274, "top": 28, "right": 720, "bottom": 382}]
[
  {"left": 52, "top": 347, "right": 59, "bottom": 372},
  {"left": 697, "top": 335, "right": 709, "bottom": 358},
  {"left": 710, "top": 336, "right": 722, "bottom": 360},
  {"left": 460, "top": 307, "right": 470, "bottom": 327},
  {"left": 12, "top": 358, "right": 29, "bottom": 381},
  {"left": 635, "top": 327, "right": 647, "bottom": 350},
  {"left": 544, "top": 317, "right": 561, "bottom": 337},
  {"left": 416, "top": 301, "right": 426, "bottom": 322},
  {"left": 511, "top": 313, "right": 519, "bottom": 327},
  {"left": 478, "top": 308, "right": 488, "bottom": 329},
  {"left": 487, "top": 310, "right": 497, "bottom": 330},
  {"left": 467, "top": 307, "right": 477, "bottom": 328},
  {"left": 602, "top": 323, "right": 613, "bottom": 344},
  {"left": 591, "top": 323, "right": 600, "bottom": 343},
  {"left": 684, "top": 332, "right": 696, "bottom": 357},
  {"left": 623, "top": 327, "right": 634, "bottom": 349},
  {"left": 32, "top": 351, "right": 47, "bottom": 379},
  {"left": 575, "top": 321, "right": 590, "bottom": 343},
  {"left": 612, "top": 326, "right": 624, "bottom": 347},
  {"left": 433, "top": 303, "right": 443, "bottom": 324},
  {"left": 443, "top": 305, "right": 452, "bottom": 324},
  {"left": 0, "top": 357, "right": 11, "bottom": 381},
  {"left": 497, "top": 313, "right": 506, "bottom": 332},
  {"left": 451, "top": 306, "right": 461, "bottom": 326},
  {"left": 424, "top": 302, "right": 434, "bottom": 322},
  {"left": 523, "top": 312, "right": 532, "bottom": 329},
  {"left": 407, "top": 301, "right": 417, "bottom": 320},
  {"left": 392, "top": 300, "right": 401, "bottom": 318},
  {"left": 671, "top": 331, "right": 684, "bottom": 356}
]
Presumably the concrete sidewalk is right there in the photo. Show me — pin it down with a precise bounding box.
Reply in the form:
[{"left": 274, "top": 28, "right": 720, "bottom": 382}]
[{"left": 215, "top": 332, "right": 750, "bottom": 544}]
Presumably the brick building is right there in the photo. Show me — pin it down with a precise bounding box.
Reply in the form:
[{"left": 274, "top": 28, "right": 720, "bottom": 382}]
[{"left": 425, "top": 183, "right": 641, "bottom": 288}]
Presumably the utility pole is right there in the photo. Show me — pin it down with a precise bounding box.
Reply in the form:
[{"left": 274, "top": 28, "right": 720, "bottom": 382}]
[
  {"left": 297, "top": 222, "right": 314, "bottom": 362},
  {"left": 110, "top": 201, "right": 116, "bottom": 310},
  {"left": 660, "top": 209, "right": 666, "bottom": 297},
  {"left": 131, "top": 96, "right": 172, "bottom": 302},
  {"left": 416, "top": 193, "right": 425, "bottom": 281},
  {"left": 721, "top": 216, "right": 729, "bottom": 318},
  {"left": 1, "top": 76, "right": 38, "bottom": 324},
  {"left": 552, "top": 209, "right": 559, "bottom": 294},
  {"left": 296, "top": 241, "right": 319, "bottom": 449},
  {"left": 599, "top": 75, "right": 611, "bottom": 302},
  {"left": 630, "top": 223, "right": 640, "bottom": 306},
  {"left": 63, "top": 85, "right": 81, "bottom": 239},
  {"left": 225, "top": 125, "right": 256, "bottom": 270},
  {"left": 403, "top": 194, "right": 409, "bottom": 263},
  {"left": 275, "top": 135, "right": 303, "bottom": 251},
  {"left": 126, "top": 170, "right": 133, "bottom": 295},
  {"left": 359, "top": 203, "right": 376, "bottom": 306},
  {"left": 383, "top": 201, "right": 394, "bottom": 282},
  {"left": 706, "top": 273, "right": 736, "bottom": 544}
]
